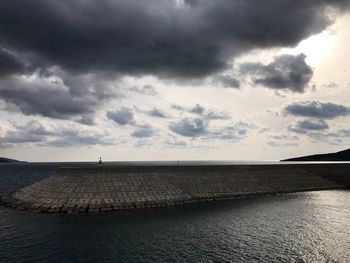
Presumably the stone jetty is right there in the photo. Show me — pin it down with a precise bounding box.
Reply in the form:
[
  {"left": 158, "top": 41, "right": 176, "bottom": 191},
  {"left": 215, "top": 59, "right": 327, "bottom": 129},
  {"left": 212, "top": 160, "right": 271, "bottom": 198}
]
[{"left": 1, "top": 163, "right": 349, "bottom": 214}]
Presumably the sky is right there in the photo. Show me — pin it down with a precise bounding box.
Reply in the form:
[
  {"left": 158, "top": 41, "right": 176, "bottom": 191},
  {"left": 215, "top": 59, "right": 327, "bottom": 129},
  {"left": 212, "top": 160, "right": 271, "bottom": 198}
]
[{"left": 1, "top": 0, "right": 350, "bottom": 162}]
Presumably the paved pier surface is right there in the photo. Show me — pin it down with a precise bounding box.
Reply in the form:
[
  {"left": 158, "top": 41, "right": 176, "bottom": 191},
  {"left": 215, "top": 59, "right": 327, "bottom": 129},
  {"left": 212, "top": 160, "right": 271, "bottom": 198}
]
[{"left": 1, "top": 163, "right": 349, "bottom": 213}]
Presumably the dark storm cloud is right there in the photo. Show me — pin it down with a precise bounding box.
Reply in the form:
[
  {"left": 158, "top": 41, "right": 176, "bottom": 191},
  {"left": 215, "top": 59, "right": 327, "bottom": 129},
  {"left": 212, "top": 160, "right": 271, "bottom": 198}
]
[
  {"left": 106, "top": 107, "right": 134, "bottom": 125},
  {"left": 0, "top": 0, "right": 349, "bottom": 79},
  {"left": 284, "top": 101, "right": 350, "bottom": 119},
  {"left": 0, "top": 69, "right": 120, "bottom": 123},
  {"left": 169, "top": 117, "right": 207, "bottom": 137},
  {"left": 0, "top": 49, "right": 25, "bottom": 77},
  {"left": 240, "top": 54, "right": 313, "bottom": 92},
  {"left": 0, "top": 77, "right": 98, "bottom": 120}
]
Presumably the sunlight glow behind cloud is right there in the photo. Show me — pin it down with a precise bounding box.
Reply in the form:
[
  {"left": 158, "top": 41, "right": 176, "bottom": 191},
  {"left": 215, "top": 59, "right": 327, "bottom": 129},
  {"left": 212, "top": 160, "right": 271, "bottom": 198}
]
[{"left": 279, "top": 31, "right": 337, "bottom": 67}]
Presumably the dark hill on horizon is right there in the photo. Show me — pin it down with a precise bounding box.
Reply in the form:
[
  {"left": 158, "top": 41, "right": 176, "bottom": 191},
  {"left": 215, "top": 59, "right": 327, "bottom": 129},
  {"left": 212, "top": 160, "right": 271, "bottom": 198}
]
[
  {"left": 283, "top": 148, "right": 350, "bottom": 161},
  {"left": 0, "top": 157, "right": 26, "bottom": 163}
]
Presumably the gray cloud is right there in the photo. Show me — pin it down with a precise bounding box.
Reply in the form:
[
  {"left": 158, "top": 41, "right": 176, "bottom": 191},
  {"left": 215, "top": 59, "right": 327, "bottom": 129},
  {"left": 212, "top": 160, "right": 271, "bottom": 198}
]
[
  {"left": 205, "top": 109, "right": 231, "bottom": 120},
  {"left": 107, "top": 107, "right": 134, "bottom": 125},
  {"left": 288, "top": 119, "right": 329, "bottom": 134},
  {"left": 306, "top": 128, "right": 350, "bottom": 145},
  {"left": 130, "top": 85, "right": 157, "bottom": 96},
  {"left": 258, "top": 127, "right": 271, "bottom": 134},
  {"left": 0, "top": 123, "right": 48, "bottom": 144},
  {"left": 324, "top": 81, "right": 338, "bottom": 89},
  {"left": 169, "top": 117, "right": 207, "bottom": 137},
  {"left": 214, "top": 75, "right": 240, "bottom": 89},
  {"left": 270, "top": 134, "right": 299, "bottom": 141},
  {"left": 297, "top": 119, "right": 329, "bottom": 130},
  {"left": 133, "top": 139, "right": 155, "bottom": 148},
  {"left": 240, "top": 54, "right": 313, "bottom": 92},
  {"left": 0, "top": 69, "right": 121, "bottom": 123},
  {"left": 48, "top": 130, "right": 110, "bottom": 147},
  {"left": 164, "top": 139, "right": 187, "bottom": 148},
  {"left": 0, "top": 121, "right": 110, "bottom": 148},
  {"left": 77, "top": 115, "right": 96, "bottom": 126},
  {"left": 327, "top": 129, "right": 350, "bottom": 138},
  {"left": 147, "top": 108, "right": 169, "bottom": 118},
  {"left": 169, "top": 117, "right": 251, "bottom": 142},
  {"left": 171, "top": 103, "right": 205, "bottom": 115},
  {"left": 131, "top": 128, "right": 156, "bottom": 138},
  {"left": 267, "top": 133, "right": 299, "bottom": 147},
  {"left": 190, "top": 104, "right": 205, "bottom": 114},
  {"left": 0, "top": 1, "right": 348, "bottom": 80},
  {"left": 267, "top": 141, "right": 298, "bottom": 147},
  {"left": 284, "top": 101, "right": 350, "bottom": 119},
  {"left": 210, "top": 121, "right": 251, "bottom": 142},
  {"left": 171, "top": 103, "right": 231, "bottom": 120},
  {"left": 171, "top": 103, "right": 204, "bottom": 114},
  {"left": 171, "top": 104, "right": 187, "bottom": 112},
  {"left": 107, "top": 107, "right": 155, "bottom": 129},
  {"left": 0, "top": 76, "right": 99, "bottom": 121},
  {"left": 312, "top": 128, "right": 350, "bottom": 139}
]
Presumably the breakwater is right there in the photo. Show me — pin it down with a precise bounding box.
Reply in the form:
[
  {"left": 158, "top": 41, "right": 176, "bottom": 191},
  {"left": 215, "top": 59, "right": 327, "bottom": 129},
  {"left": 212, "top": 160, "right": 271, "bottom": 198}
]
[{"left": 1, "top": 163, "right": 348, "bottom": 213}]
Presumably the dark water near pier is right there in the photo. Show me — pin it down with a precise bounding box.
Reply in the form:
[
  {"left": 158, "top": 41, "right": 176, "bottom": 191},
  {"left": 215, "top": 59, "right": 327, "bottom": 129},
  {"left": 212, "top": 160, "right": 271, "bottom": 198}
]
[{"left": 0, "top": 163, "right": 349, "bottom": 263}]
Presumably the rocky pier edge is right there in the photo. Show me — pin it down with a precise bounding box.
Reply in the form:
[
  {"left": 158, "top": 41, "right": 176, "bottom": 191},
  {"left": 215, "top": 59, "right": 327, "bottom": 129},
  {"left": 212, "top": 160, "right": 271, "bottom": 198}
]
[{"left": 0, "top": 163, "right": 349, "bottom": 214}]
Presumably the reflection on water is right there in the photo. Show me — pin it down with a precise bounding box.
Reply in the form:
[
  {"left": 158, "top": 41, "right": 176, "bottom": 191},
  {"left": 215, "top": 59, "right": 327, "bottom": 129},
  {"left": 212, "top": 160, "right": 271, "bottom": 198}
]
[{"left": 0, "top": 163, "right": 349, "bottom": 263}]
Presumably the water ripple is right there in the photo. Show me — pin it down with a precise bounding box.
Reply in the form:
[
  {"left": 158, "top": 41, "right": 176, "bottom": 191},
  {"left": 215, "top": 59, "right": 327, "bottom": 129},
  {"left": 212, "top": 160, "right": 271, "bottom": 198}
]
[{"left": 0, "top": 164, "right": 349, "bottom": 262}]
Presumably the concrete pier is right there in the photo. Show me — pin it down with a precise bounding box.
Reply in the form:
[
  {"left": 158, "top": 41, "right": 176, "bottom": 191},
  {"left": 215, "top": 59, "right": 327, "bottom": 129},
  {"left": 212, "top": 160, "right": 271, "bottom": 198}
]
[{"left": 1, "top": 163, "right": 349, "bottom": 213}]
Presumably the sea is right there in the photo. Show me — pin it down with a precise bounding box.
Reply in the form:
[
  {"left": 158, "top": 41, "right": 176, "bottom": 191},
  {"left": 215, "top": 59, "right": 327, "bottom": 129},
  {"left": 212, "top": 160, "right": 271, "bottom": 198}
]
[{"left": 0, "top": 162, "right": 349, "bottom": 263}]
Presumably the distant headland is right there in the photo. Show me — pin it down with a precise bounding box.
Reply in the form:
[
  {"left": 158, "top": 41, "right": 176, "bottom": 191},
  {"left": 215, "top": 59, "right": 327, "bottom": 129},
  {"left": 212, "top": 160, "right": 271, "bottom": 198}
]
[
  {"left": 0, "top": 157, "right": 26, "bottom": 163},
  {"left": 283, "top": 148, "right": 350, "bottom": 161}
]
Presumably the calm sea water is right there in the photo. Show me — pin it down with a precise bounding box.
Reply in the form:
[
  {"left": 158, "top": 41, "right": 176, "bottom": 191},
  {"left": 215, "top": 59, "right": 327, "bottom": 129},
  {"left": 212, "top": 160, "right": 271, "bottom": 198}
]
[{"left": 0, "top": 163, "right": 349, "bottom": 263}]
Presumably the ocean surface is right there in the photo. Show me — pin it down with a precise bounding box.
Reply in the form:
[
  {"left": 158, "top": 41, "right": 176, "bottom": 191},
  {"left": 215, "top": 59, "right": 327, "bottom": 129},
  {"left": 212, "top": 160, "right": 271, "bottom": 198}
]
[{"left": 0, "top": 162, "right": 349, "bottom": 263}]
